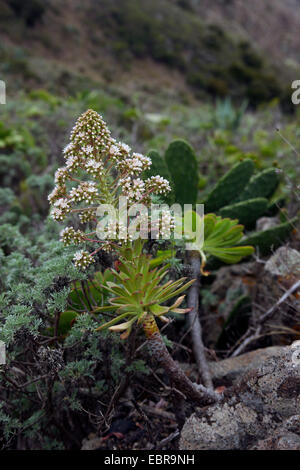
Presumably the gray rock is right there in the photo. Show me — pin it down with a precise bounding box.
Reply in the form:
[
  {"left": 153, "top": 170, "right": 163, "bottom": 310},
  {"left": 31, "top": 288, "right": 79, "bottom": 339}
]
[
  {"left": 253, "top": 431, "right": 300, "bottom": 450},
  {"left": 264, "top": 246, "right": 300, "bottom": 277},
  {"left": 180, "top": 343, "right": 300, "bottom": 450},
  {"left": 208, "top": 346, "right": 283, "bottom": 384},
  {"left": 256, "top": 216, "right": 278, "bottom": 232}
]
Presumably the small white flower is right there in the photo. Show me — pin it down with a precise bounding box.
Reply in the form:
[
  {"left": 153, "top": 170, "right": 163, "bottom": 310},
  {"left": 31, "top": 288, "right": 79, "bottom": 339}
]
[
  {"left": 73, "top": 250, "right": 95, "bottom": 270},
  {"left": 51, "top": 207, "right": 64, "bottom": 221},
  {"left": 60, "top": 227, "right": 84, "bottom": 246},
  {"left": 63, "top": 143, "right": 74, "bottom": 154},
  {"left": 117, "top": 153, "right": 152, "bottom": 175},
  {"left": 85, "top": 159, "right": 104, "bottom": 177},
  {"left": 119, "top": 143, "right": 131, "bottom": 154},
  {"left": 55, "top": 167, "right": 69, "bottom": 184},
  {"left": 69, "top": 182, "right": 99, "bottom": 204},
  {"left": 66, "top": 155, "right": 80, "bottom": 171},
  {"left": 79, "top": 208, "right": 97, "bottom": 223},
  {"left": 48, "top": 185, "right": 66, "bottom": 204},
  {"left": 54, "top": 198, "right": 71, "bottom": 210},
  {"left": 51, "top": 197, "right": 70, "bottom": 218},
  {"left": 146, "top": 175, "right": 171, "bottom": 194},
  {"left": 50, "top": 198, "right": 71, "bottom": 220},
  {"left": 108, "top": 144, "right": 121, "bottom": 161},
  {"left": 82, "top": 145, "right": 94, "bottom": 156},
  {"left": 121, "top": 177, "right": 146, "bottom": 203}
]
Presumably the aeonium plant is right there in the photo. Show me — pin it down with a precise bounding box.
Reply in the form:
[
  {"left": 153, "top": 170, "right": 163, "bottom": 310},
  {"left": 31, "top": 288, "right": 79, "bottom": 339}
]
[{"left": 49, "top": 109, "right": 220, "bottom": 406}]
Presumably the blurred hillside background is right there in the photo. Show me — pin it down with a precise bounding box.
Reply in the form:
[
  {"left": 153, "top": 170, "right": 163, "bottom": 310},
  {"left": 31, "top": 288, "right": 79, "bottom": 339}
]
[
  {"left": 0, "top": 0, "right": 300, "bottom": 451},
  {"left": 0, "top": 0, "right": 300, "bottom": 205}
]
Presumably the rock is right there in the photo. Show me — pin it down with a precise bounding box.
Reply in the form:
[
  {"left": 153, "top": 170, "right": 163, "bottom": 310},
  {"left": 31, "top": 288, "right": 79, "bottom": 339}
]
[
  {"left": 81, "top": 434, "right": 103, "bottom": 450},
  {"left": 253, "top": 415, "right": 300, "bottom": 449},
  {"left": 181, "top": 346, "right": 285, "bottom": 387},
  {"left": 253, "top": 431, "right": 300, "bottom": 450},
  {"left": 179, "top": 401, "right": 260, "bottom": 450},
  {"left": 208, "top": 346, "right": 283, "bottom": 385},
  {"left": 205, "top": 246, "right": 300, "bottom": 350},
  {"left": 180, "top": 343, "right": 300, "bottom": 450},
  {"left": 264, "top": 246, "right": 300, "bottom": 277},
  {"left": 256, "top": 216, "right": 278, "bottom": 232}
]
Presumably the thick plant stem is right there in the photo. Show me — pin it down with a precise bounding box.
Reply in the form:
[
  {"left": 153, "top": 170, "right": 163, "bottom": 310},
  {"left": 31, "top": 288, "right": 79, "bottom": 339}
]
[
  {"left": 142, "top": 314, "right": 220, "bottom": 407},
  {"left": 187, "top": 250, "right": 213, "bottom": 390}
]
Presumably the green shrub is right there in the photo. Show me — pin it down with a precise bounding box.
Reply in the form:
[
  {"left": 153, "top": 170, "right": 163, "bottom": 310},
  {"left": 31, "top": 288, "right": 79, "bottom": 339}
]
[{"left": 8, "top": 0, "right": 46, "bottom": 27}]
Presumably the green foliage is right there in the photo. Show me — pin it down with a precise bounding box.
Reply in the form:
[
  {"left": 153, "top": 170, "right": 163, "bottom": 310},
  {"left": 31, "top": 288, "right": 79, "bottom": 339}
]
[
  {"left": 0, "top": 223, "right": 150, "bottom": 448},
  {"left": 202, "top": 214, "right": 254, "bottom": 264},
  {"left": 56, "top": 311, "right": 78, "bottom": 336},
  {"left": 94, "top": 240, "right": 194, "bottom": 338},
  {"left": 8, "top": 0, "right": 46, "bottom": 27},
  {"left": 28, "top": 89, "right": 60, "bottom": 108},
  {"left": 219, "top": 197, "right": 269, "bottom": 229},
  {"left": 203, "top": 159, "right": 255, "bottom": 212},
  {"left": 237, "top": 168, "right": 280, "bottom": 202},
  {"left": 144, "top": 150, "right": 175, "bottom": 204},
  {"left": 165, "top": 139, "right": 199, "bottom": 206},
  {"left": 265, "top": 196, "right": 286, "bottom": 217},
  {"left": 94, "top": 0, "right": 282, "bottom": 106},
  {"left": 239, "top": 218, "right": 297, "bottom": 256},
  {"left": 202, "top": 159, "right": 286, "bottom": 244},
  {"left": 213, "top": 98, "right": 248, "bottom": 131},
  {"left": 180, "top": 211, "right": 254, "bottom": 266},
  {"left": 0, "top": 46, "right": 298, "bottom": 448}
]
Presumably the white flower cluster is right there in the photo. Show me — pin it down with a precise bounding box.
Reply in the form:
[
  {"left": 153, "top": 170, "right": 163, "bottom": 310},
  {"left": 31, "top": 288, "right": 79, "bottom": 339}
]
[
  {"left": 73, "top": 250, "right": 95, "bottom": 270},
  {"left": 49, "top": 110, "right": 114, "bottom": 222},
  {"left": 69, "top": 110, "right": 112, "bottom": 157},
  {"left": 54, "top": 167, "right": 69, "bottom": 185},
  {"left": 145, "top": 175, "right": 171, "bottom": 195},
  {"left": 69, "top": 181, "right": 99, "bottom": 204},
  {"left": 117, "top": 152, "right": 151, "bottom": 175},
  {"left": 48, "top": 185, "right": 67, "bottom": 205},
  {"left": 85, "top": 159, "right": 104, "bottom": 177},
  {"left": 50, "top": 198, "right": 71, "bottom": 221},
  {"left": 151, "top": 210, "right": 175, "bottom": 239},
  {"left": 120, "top": 177, "right": 146, "bottom": 204},
  {"left": 65, "top": 155, "right": 80, "bottom": 172},
  {"left": 49, "top": 109, "right": 173, "bottom": 269},
  {"left": 79, "top": 208, "right": 97, "bottom": 223},
  {"left": 106, "top": 221, "right": 133, "bottom": 241},
  {"left": 160, "top": 210, "right": 175, "bottom": 238},
  {"left": 60, "top": 227, "right": 84, "bottom": 246},
  {"left": 109, "top": 142, "right": 131, "bottom": 162}
]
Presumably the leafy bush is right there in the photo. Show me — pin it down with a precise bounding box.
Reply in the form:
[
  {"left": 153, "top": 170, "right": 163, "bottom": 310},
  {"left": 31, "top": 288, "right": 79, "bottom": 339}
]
[{"left": 8, "top": 0, "right": 46, "bottom": 27}]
